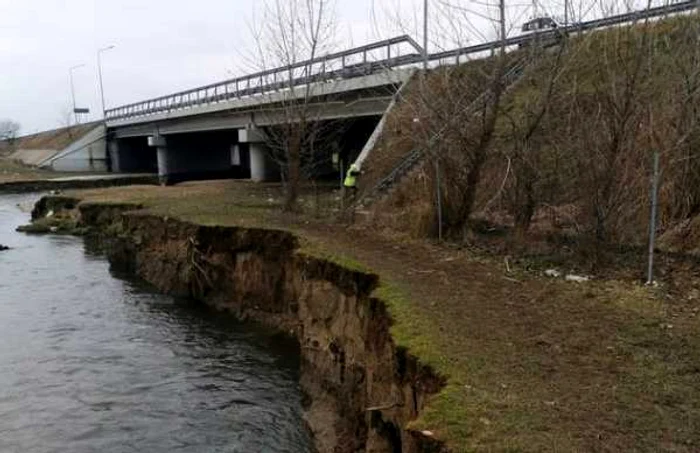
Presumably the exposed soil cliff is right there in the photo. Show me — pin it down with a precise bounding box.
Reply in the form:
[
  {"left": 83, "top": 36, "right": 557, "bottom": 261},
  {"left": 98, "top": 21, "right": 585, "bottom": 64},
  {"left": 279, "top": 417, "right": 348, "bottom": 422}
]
[{"left": 32, "top": 196, "right": 446, "bottom": 453}]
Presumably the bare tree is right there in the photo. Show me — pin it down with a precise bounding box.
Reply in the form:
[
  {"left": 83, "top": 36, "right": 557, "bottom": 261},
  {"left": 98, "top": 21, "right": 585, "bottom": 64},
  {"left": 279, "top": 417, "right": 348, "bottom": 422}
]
[
  {"left": 363, "top": 0, "right": 515, "bottom": 238},
  {"left": 0, "top": 120, "right": 20, "bottom": 144},
  {"left": 659, "top": 15, "right": 700, "bottom": 224},
  {"left": 500, "top": 43, "right": 567, "bottom": 239},
  {"left": 362, "top": 0, "right": 699, "bottom": 252},
  {"left": 250, "top": 0, "right": 338, "bottom": 211},
  {"left": 572, "top": 7, "right": 654, "bottom": 247}
]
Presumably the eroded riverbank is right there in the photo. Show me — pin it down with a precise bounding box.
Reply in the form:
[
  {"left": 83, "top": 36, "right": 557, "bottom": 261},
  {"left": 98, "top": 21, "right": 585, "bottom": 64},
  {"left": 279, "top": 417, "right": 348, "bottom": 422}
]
[
  {"left": 28, "top": 195, "right": 446, "bottom": 453},
  {"left": 25, "top": 180, "right": 700, "bottom": 452}
]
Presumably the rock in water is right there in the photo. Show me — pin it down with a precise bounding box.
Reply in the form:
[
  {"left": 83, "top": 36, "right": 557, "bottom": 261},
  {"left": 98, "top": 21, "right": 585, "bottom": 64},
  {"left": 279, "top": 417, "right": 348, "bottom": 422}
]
[{"left": 0, "top": 244, "right": 9, "bottom": 251}]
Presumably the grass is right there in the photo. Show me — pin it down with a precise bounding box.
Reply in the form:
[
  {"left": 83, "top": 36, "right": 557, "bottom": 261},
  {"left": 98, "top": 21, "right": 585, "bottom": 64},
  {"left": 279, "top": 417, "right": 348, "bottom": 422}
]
[
  {"left": 0, "top": 158, "right": 95, "bottom": 183},
  {"left": 298, "top": 239, "right": 372, "bottom": 274},
  {"left": 16, "top": 215, "right": 86, "bottom": 235},
  {"left": 52, "top": 179, "right": 700, "bottom": 452}
]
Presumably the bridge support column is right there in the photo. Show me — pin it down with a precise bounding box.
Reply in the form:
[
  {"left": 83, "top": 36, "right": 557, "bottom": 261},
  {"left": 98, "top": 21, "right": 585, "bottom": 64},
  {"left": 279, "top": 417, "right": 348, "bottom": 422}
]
[
  {"left": 149, "top": 135, "right": 171, "bottom": 185},
  {"left": 249, "top": 144, "right": 269, "bottom": 182},
  {"left": 107, "top": 141, "right": 122, "bottom": 173},
  {"left": 239, "top": 127, "right": 275, "bottom": 182}
]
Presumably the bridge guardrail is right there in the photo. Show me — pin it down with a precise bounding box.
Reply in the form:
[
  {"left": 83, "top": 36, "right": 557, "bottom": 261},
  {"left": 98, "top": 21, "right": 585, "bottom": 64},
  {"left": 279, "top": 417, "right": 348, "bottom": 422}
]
[
  {"left": 105, "top": 35, "right": 424, "bottom": 122},
  {"left": 427, "top": 0, "right": 697, "bottom": 64},
  {"left": 106, "top": 0, "right": 698, "bottom": 123}
]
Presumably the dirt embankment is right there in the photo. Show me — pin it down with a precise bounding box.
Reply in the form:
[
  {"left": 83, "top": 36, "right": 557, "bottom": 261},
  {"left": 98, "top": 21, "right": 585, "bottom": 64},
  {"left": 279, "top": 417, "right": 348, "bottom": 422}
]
[{"left": 32, "top": 196, "right": 446, "bottom": 453}]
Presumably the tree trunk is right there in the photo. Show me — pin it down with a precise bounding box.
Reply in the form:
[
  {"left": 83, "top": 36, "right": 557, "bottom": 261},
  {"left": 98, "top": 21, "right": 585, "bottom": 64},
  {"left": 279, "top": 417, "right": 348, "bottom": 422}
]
[
  {"left": 285, "top": 143, "right": 301, "bottom": 211},
  {"left": 514, "top": 173, "right": 535, "bottom": 237}
]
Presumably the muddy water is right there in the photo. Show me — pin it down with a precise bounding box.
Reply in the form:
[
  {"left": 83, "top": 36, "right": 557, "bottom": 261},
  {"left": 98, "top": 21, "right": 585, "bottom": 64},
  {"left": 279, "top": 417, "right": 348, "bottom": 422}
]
[{"left": 0, "top": 194, "right": 312, "bottom": 453}]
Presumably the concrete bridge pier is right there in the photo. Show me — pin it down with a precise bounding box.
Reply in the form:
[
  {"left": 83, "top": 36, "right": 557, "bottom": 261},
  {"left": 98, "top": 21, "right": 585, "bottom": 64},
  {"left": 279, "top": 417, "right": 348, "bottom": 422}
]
[
  {"left": 239, "top": 127, "right": 277, "bottom": 182},
  {"left": 149, "top": 134, "right": 170, "bottom": 185}
]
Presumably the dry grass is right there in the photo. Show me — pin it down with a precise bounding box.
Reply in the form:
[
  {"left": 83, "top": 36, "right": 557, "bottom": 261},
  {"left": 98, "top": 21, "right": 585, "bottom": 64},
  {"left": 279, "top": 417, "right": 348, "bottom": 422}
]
[
  {"left": 67, "top": 180, "right": 343, "bottom": 229},
  {"left": 368, "top": 13, "right": 700, "bottom": 252},
  {"left": 11, "top": 123, "right": 98, "bottom": 151},
  {"left": 0, "top": 158, "right": 84, "bottom": 183},
  {"left": 59, "top": 180, "right": 700, "bottom": 452}
]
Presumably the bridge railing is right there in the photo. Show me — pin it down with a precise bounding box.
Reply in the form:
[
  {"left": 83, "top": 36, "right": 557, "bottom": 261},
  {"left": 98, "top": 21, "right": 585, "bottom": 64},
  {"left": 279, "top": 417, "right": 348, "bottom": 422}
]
[
  {"left": 105, "top": 0, "right": 698, "bottom": 123},
  {"left": 426, "top": 0, "right": 698, "bottom": 65},
  {"left": 105, "top": 35, "right": 424, "bottom": 122}
]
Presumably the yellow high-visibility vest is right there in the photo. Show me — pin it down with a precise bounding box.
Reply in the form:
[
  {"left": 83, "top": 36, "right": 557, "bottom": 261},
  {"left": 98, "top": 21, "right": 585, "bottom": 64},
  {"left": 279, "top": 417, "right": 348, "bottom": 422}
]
[{"left": 344, "top": 164, "right": 359, "bottom": 188}]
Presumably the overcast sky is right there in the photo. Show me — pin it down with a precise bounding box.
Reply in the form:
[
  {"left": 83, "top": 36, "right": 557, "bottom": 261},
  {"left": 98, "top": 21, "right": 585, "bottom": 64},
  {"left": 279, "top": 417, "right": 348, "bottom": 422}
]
[{"left": 0, "top": 0, "right": 652, "bottom": 134}]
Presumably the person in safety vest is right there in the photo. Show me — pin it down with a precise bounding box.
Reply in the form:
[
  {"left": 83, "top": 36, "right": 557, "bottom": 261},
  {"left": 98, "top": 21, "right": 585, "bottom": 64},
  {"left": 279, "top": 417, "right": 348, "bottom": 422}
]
[{"left": 344, "top": 163, "right": 361, "bottom": 202}]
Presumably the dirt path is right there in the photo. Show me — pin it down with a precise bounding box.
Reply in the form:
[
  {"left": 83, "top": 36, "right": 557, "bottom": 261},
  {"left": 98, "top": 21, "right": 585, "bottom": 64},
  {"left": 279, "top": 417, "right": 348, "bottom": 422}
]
[{"left": 298, "top": 223, "right": 700, "bottom": 452}]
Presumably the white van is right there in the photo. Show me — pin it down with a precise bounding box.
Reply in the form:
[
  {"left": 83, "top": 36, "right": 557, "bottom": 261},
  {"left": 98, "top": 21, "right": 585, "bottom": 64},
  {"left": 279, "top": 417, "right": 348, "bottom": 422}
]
[{"left": 520, "top": 17, "right": 562, "bottom": 48}]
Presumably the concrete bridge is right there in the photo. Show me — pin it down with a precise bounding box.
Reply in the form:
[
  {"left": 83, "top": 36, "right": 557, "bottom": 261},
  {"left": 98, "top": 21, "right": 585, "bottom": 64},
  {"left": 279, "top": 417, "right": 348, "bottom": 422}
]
[
  {"left": 105, "top": 36, "right": 423, "bottom": 184},
  {"left": 103, "top": 0, "right": 699, "bottom": 185}
]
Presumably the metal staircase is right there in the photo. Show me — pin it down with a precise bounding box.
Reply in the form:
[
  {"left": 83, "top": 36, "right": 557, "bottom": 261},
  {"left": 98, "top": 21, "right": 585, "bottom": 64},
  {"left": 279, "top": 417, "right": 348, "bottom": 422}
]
[{"left": 355, "top": 58, "right": 529, "bottom": 207}]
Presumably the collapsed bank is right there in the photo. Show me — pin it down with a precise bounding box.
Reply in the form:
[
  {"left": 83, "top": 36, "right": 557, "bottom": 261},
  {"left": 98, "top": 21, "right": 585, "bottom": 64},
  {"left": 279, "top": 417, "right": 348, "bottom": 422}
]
[{"left": 28, "top": 195, "right": 446, "bottom": 453}]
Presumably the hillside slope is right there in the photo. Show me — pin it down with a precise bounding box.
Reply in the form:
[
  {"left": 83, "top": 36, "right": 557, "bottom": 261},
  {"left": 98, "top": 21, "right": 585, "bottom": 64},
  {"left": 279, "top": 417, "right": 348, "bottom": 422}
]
[{"left": 365, "top": 13, "right": 700, "bottom": 258}]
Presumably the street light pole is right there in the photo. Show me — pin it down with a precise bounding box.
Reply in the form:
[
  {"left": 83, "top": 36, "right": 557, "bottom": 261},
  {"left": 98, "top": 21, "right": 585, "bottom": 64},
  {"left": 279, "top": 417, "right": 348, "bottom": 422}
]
[
  {"left": 69, "top": 64, "right": 86, "bottom": 125},
  {"left": 499, "top": 0, "right": 506, "bottom": 54},
  {"left": 97, "top": 45, "right": 115, "bottom": 119},
  {"left": 423, "top": 0, "right": 429, "bottom": 71}
]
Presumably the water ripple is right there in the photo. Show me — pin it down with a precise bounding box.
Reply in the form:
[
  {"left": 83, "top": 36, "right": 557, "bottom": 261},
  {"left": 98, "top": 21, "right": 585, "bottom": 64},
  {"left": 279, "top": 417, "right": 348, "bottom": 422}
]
[{"left": 0, "top": 194, "right": 311, "bottom": 453}]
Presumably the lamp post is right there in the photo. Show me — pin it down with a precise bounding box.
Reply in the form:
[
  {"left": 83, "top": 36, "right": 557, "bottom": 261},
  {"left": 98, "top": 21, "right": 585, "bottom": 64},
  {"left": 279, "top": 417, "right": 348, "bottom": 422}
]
[
  {"left": 97, "top": 45, "right": 115, "bottom": 119},
  {"left": 423, "top": 0, "right": 429, "bottom": 73},
  {"left": 69, "top": 63, "right": 86, "bottom": 125}
]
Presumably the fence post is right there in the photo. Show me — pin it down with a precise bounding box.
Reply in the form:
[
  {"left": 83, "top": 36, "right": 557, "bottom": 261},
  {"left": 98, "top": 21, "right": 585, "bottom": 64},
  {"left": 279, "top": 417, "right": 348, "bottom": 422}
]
[{"left": 647, "top": 151, "right": 660, "bottom": 285}]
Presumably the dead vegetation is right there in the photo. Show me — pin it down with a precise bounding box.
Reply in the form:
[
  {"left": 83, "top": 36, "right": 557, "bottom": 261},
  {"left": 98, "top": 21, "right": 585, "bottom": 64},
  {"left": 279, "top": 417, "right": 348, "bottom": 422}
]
[
  {"left": 0, "top": 158, "right": 75, "bottom": 183},
  {"left": 367, "top": 13, "right": 700, "bottom": 270}
]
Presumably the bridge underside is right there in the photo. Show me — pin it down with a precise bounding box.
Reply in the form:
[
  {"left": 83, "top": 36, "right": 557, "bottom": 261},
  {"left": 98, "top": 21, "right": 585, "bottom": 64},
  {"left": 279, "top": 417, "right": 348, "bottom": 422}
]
[
  {"left": 107, "top": 72, "right": 406, "bottom": 185},
  {"left": 109, "top": 116, "right": 380, "bottom": 185}
]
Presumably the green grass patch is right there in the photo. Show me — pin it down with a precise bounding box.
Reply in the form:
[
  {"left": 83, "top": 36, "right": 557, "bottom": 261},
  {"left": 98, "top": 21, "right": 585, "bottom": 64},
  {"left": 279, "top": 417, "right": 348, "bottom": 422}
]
[
  {"left": 16, "top": 216, "right": 86, "bottom": 235},
  {"left": 298, "top": 240, "right": 372, "bottom": 274}
]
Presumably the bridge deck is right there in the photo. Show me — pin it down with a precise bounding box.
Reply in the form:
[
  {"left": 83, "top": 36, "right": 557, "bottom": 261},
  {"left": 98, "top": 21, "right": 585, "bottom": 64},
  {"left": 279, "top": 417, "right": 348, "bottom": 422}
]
[{"left": 108, "top": 70, "right": 412, "bottom": 137}]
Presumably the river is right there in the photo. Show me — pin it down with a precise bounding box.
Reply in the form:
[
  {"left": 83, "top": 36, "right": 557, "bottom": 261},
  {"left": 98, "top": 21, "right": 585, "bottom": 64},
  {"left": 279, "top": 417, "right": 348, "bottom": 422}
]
[{"left": 0, "top": 194, "right": 312, "bottom": 453}]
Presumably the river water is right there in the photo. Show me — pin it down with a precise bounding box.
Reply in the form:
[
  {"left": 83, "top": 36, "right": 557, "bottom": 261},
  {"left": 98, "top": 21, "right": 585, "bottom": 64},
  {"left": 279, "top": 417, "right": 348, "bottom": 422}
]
[{"left": 0, "top": 194, "right": 312, "bottom": 453}]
